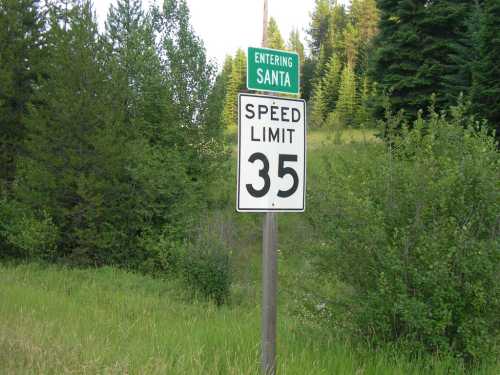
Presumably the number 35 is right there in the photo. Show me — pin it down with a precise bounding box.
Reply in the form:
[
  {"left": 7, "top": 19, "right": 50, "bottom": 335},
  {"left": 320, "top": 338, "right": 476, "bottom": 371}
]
[{"left": 246, "top": 153, "right": 299, "bottom": 198}]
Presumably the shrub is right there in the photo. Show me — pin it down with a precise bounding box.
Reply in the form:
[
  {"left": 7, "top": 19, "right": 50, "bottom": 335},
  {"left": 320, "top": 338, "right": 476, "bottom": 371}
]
[
  {"left": 308, "top": 104, "right": 499, "bottom": 363},
  {"left": 180, "top": 233, "right": 232, "bottom": 305},
  {"left": 0, "top": 199, "right": 58, "bottom": 260}
]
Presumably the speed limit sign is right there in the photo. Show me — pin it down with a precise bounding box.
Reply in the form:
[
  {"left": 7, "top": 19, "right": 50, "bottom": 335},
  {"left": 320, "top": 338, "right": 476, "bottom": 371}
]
[{"left": 237, "top": 93, "right": 306, "bottom": 212}]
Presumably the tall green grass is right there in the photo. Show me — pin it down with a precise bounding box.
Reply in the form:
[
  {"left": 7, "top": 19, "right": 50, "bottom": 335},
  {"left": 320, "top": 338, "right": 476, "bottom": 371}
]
[{"left": 1, "top": 263, "right": 497, "bottom": 374}]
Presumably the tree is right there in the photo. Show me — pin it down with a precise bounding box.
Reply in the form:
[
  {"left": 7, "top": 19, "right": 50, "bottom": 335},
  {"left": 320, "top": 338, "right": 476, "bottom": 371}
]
[
  {"left": 287, "top": 28, "right": 305, "bottom": 69},
  {"left": 267, "top": 17, "right": 285, "bottom": 50},
  {"left": 350, "top": 0, "right": 379, "bottom": 44},
  {"left": 443, "top": 1, "right": 482, "bottom": 105},
  {"left": 342, "top": 22, "right": 359, "bottom": 68},
  {"left": 326, "top": 1, "right": 348, "bottom": 61},
  {"left": 205, "top": 56, "right": 233, "bottom": 138},
  {"left": 308, "top": 0, "right": 331, "bottom": 55},
  {"left": 472, "top": 0, "right": 500, "bottom": 140},
  {"left": 310, "top": 81, "right": 327, "bottom": 128},
  {"left": 350, "top": 0, "right": 379, "bottom": 74},
  {"left": 322, "top": 54, "right": 342, "bottom": 113},
  {"left": 155, "top": 0, "right": 214, "bottom": 127},
  {"left": 0, "top": 0, "right": 45, "bottom": 190},
  {"left": 14, "top": 1, "right": 137, "bottom": 264},
  {"left": 372, "top": 0, "right": 471, "bottom": 120},
  {"left": 335, "top": 64, "right": 357, "bottom": 127},
  {"left": 223, "top": 49, "right": 245, "bottom": 130}
]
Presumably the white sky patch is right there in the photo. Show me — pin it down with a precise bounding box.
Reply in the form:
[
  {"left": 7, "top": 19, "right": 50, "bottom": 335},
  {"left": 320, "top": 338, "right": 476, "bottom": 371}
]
[{"left": 94, "top": 0, "right": 351, "bottom": 69}]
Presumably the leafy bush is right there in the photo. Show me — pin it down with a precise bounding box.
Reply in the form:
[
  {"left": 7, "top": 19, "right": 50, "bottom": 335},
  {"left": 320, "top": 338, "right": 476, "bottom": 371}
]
[
  {"left": 308, "top": 104, "right": 499, "bottom": 363},
  {"left": 0, "top": 199, "right": 58, "bottom": 259},
  {"left": 181, "top": 233, "right": 232, "bottom": 306}
]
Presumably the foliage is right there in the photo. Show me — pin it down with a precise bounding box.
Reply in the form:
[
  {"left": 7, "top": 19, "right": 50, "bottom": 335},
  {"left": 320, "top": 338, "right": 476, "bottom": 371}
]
[
  {"left": 372, "top": 0, "right": 473, "bottom": 119},
  {"left": 309, "top": 103, "right": 500, "bottom": 362},
  {"left": 3, "top": 0, "right": 223, "bottom": 272},
  {"left": 0, "top": 0, "right": 45, "bottom": 189},
  {"left": 309, "top": 81, "right": 327, "bottom": 128},
  {"left": 0, "top": 198, "right": 58, "bottom": 259},
  {"left": 334, "top": 64, "right": 358, "bottom": 127},
  {"left": 287, "top": 28, "right": 305, "bottom": 69},
  {"left": 181, "top": 232, "right": 232, "bottom": 305},
  {"left": 472, "top": 0, "right": 500, "bottom": 140},
  {"left": 267, "top": 17, "right": 285, "bottom": 50},
  {"left": 322, "top": 54, "right": 342, "bottom": 113},
  {"left": 304, "top": 0, "right": 377, "bottom": 129},
  {"left": 222, "top": 49, "right": 246, "bottom": 130},
  {"left": 204, "top": 56, "right": 233, "bottom": 139}
]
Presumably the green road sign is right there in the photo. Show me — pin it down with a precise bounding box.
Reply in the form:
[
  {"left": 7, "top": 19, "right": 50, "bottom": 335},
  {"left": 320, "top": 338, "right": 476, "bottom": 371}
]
[{"left": 247, "top": 47, "right": 300, "bottom": 95}]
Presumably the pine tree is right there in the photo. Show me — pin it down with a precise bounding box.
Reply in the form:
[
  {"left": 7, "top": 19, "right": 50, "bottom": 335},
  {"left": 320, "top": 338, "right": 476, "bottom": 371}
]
[
  {"left": 444, "top": 1, "right": 482, "bottom": 104},
  {"left": 372, "top": 0, "right": 470, "bottom": 119},
  {"left": 287, "top": 28, "right": 305, "bottom": 68},
  {"left": 335, "top": 64, "right": 357, "bottom": 127},
  {"left": 267, "top": 17, "right": 285, "bottom": 50},
  {"left": 350, "top": 0, "right": 379, "bottom": 44},
  {"left": 0, "top": 0, "right": 45, "bottom": 190},
  {"left": 371, "top": 0, "right": 426, "bottom": 118},
  {"left": 322, "top": 54, "right": 342, "bottom": 113},
  {"left": 310, "top": 81, "right": 327, "bottom": 128},
  {"left": 355, "top": 75, "right": 373, "bottom": 127},
  {"left": 205, "top": 56, "right": 233, "bottom": 138},
  {"left": 308, "top": 0, "right": 331, "bottom": 55},
  {"left": 350, "top": 0, "right": 379, "bottom": 74},
  {"left": 326, "top": 1, "right": 348, "bottom": 60},
  {"left": 421, "top": 1, "right": 470, "bottom": 108},
  {"left": 473, "top": 0, "right": 500, "bottom": 140},
  {"left": 342, "top": 22, "right": 359, "bottom": 68},
  {"left": 223, "top": 49, "right": 245, "bottom": 130},
  {"left": 14, "top": 1, "right": 136, "bottom": 264}
]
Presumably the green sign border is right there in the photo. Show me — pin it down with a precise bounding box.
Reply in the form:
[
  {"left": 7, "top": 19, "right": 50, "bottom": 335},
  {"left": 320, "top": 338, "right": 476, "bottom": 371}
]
[{"left": 247, "top": 46, "right": 300, "bottom": 95}]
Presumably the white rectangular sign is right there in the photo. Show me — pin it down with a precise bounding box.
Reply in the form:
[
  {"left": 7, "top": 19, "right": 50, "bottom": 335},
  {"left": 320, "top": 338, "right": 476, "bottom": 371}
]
[{"left": 237, "top": 93, "right": 306, "bottom": 212}]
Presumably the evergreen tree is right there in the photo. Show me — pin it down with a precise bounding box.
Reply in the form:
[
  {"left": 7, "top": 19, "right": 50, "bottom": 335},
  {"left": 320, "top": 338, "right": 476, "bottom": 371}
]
[
  {"left": 14, "top": 1, "right": 136, "bottom": 264},
  {"left": 308, "top": 0, "right": 331, "bottom": 55},
  {"left": 350, "top": 0, "right": 379, "bottom": 43},
  {"left": 267, "top": 17, "right": 285, "bottom": 50},
  {"left": 371, "top": 0, "right": 426, "bottom": 118},
  {"left": 301, "top": 56, "right": 316, "bottom": 101},
  {"left": 310, "top": 81, "right": 327, "bottom": 128},
  {"left": 421, "top": 0, "right": 470, "bottom": 108},
  {"left": 223, "top": 49, "right": 245, "bottom": 130},
  {"left": 444, "top": 1, "right": 482, "bottom": 104},
  {"left": 205, "top": 56, "right": 232, "bottom": 138},
  {"left": 322, "top": 54, "right": 342, "bottom": 113},
  {"left": 312, "top": 44, "right": 328, "bottom": 89},
  {"left": 335, "top": 64, "right": 357, "bottom": 127},
  {"left": 472, "top": 0, "right": 500, "bottom": 140},
  {"left": 0, "top": 0, "right": 45, "bottom": 190},
  {"left": 350, "top": 0, "right": 379, "bottom": 74},
  {"left": 342, "top": 22, "right": 359, "bottom": 68},
  {"left": 372, "top": 0, "right": 470, "bottom": 119},
  {"left": 355, "top": 75, "right": 372, "bottom": 127},
  {"left": 287, "top": 28, "right": 305, "bottom": 68},
  {"left": 326, "top": 1, "right": 348, "bottom": 61}
]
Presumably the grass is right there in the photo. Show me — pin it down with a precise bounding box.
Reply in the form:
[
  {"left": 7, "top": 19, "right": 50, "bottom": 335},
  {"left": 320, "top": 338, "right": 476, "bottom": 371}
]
[{"left": 1, "top": 263, "right": 496, "bottom": 374}]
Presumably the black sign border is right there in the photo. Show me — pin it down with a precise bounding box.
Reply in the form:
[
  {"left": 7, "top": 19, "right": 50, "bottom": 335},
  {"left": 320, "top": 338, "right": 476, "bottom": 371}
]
[{"left": 237, "top": 93, "right": 307, "bottom": 212}]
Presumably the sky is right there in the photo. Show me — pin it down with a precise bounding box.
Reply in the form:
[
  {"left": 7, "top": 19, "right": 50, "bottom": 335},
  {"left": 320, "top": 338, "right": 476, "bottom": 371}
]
[{"left": 95, "top": 0, "right": 350, "bottom": 69}]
